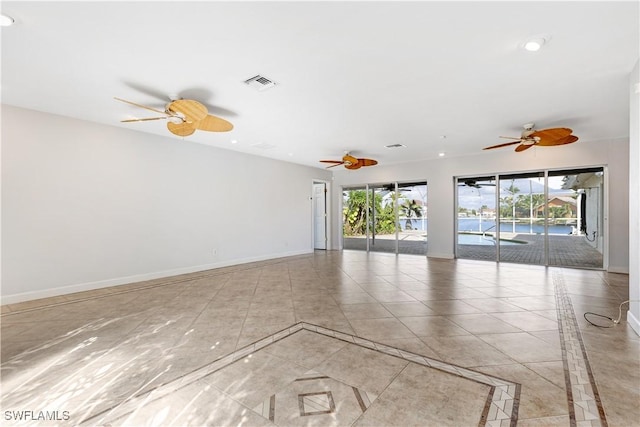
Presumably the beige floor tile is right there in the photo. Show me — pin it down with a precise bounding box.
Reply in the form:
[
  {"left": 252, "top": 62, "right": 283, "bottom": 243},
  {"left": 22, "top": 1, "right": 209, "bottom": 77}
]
[
  {"left": 420, "top": 335, "right": 515, "bottom": 367},
  {"left": 313, "top": 343, "right": 409, "bottom": 395},
  {"left": 353, "top": 363, "right": 490, "bottom": 427},
  {"left": 349, "top": 317, "right": 416, "bottom": 341},
  {"left": 421, "top": 299, "right": 482, "bottom": 314},
  {"left": 204, "top": 351, "right": 309, "bottom": 408},
  {"left": 398, "top": 316, "right": 470, "bottom": 337},
  {"left": 262, "top": 330, "right": 348, "bottom": 368},
  {"left": 462, "top": 297, "right": 524, "bottom": 313},
  {"left": 382, "top": 301, "right": 436, "bottom": 317},
  {"left": 447, "top": 313, "right": 524, "bottom": 334},
  {"left": 339, "top": 303, "right": 393, "bottom": 320},
  {"left": 477, "top": 332, "right": 562, "bottom": 363},
  {"left": 490, "top": 311, "right": 559, "bottom": 331}
]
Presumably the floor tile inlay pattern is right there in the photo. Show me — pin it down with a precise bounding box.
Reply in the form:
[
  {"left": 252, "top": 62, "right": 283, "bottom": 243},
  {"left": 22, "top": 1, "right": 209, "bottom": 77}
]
[
  {"left": 79, "top": 323, "right": 518, "bottom": 426},
  {"left": 554, "top": 271, "right": 607, "bottom": 427}
]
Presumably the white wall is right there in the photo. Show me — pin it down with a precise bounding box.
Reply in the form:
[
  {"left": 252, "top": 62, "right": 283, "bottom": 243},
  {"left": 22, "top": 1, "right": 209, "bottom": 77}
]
[
  {"left": 628, "top": 60, "right": 640, "bottom": 335},
  {"left": 1, "top": 105, "right": 331, "bottom": 303},
  {"left": 331, "top": 136, "right": 630, "bottom": 272}
]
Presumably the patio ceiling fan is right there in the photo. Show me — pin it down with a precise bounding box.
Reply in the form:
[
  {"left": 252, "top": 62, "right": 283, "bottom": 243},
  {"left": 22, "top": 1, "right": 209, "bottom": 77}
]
[
  {"left": 319, "top": 152, "right": 378, "bottom": 170},
  {"left": 115, "top": 97, "right": 233, "bottom": 137},
  {"left": 483, "top": 123, "right": 578, "bottom": 152},
  {"left": 458, "top": 179, "right": 496, "bottom": 188}
]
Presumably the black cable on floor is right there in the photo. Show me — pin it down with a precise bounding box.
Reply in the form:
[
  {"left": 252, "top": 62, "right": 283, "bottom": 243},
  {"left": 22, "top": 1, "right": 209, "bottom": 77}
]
[{"left": 583, "top": 300, "right": 638, "bottom": 328}]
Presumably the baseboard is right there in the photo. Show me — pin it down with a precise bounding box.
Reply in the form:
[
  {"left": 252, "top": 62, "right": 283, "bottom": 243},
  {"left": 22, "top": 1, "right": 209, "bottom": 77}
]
[
  {"left": 627, "top": 310, "right": 640, "bottom": 337},
  {"left": 607, "top": 266, "right": 629, "bottom": 274},
  {"left": 1, "top": 249, "right": 312, "bottom": 305}
]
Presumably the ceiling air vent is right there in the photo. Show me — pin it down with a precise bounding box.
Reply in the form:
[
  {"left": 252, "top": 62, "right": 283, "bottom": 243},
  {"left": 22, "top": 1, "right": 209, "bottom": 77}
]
[
  {"left": 244, "top": 75, "right": 276, "bottom": 91},
  {"left": 385, "top": 143, "right": 406, "bottom": 149}
]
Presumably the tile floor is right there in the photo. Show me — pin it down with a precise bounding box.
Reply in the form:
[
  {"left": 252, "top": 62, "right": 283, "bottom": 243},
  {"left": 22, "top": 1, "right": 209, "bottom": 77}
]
[{"left": 1, "top": 251, "right": 638, "bottom": 426}]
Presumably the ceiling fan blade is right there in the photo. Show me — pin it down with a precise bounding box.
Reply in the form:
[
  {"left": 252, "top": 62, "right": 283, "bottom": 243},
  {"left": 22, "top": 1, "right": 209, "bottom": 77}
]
[
  {"left": 320, "top": 160, "right": 344, "bottom": 164},
  {"left": 483, "top": 140, "right": 522, "bottom": 150},
  {"left": 499, "top": 136, "right": 522, "bottom": 140},
  {"left": 325, "top": 163, "right": 345, "bottom": 169},
  {"left": 168, "top": 99, "right": 208, "bottom": 123},
  {"left": 121, "top": 116, "right": 168, "bottom": 123},
  {"left": 358, "top": 158, "right": 378, "bottom": 166},
  {"left": 530, "top": 127, "right": 572, "bottom": 144},
  {"left": 515, "top": 143, "right": 534, "bottom": 152},
  {"left": 196, "top": 114, "right": 234, "bottom": 132},
  {"left": 167, "top": 121, "right": 196, "bottom": 137},
  {"left": 114, "top": 97, "right": 168, "bottom": 115},
  {"left": 536, "top": 134, "right": 579, "bottom": 146}
]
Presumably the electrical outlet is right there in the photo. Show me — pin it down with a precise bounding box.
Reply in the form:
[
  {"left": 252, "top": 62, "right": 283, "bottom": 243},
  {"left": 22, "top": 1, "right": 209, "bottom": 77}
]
[{"left": 212, "top": 248, "right": 218, "bottom": 257}]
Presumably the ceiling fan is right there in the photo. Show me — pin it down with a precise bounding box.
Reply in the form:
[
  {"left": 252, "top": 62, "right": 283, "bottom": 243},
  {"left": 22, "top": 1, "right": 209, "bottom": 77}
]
[
  {"left": 483, "top": 123, "right": 578, "bottom": 152},
  {"left": 320, "top": 153, "right": 378, "bottom": 170},
  {"left": 458, "top": 179, "right": 496, "bottom": 188},
  {"left": 115, "top": 97, "right": 233, "bottom": 137}
]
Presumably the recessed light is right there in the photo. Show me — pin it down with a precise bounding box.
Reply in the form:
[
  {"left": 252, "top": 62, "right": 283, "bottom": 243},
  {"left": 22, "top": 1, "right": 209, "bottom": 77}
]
[
  {"left": 438, "top": 152, "right": 446, "bottom": 157},
  {"left": 523, "top": 36, "right": 548, "bottom": 52},
  {"left": 231, "top": 139, "right": 238, "bottom": 144},
  {"left": 0, "top": 13, "right": 15, "bottom": 26}
]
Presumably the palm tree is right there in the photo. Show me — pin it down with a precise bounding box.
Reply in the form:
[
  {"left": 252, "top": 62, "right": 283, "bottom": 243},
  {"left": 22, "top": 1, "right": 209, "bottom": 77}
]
[{"left": 400, "top": 199, "right": 423, "bottom": 230}]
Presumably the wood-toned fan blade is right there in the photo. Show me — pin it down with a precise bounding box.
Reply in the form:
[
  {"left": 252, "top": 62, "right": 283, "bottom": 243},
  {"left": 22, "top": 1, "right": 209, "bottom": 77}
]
[
  {"left": 530, "top": 127, "right": 572, "bottom": 144},
  {"left": 196, "top": 114, "right": 234, "bottom": 132},
  {"left": 167, "top": 121, "right": 196, "bottom": 137},
  {"left": 325, "top": 163, "right": 345, "bottom": 169},
  {"left": 499, "top": 136, "right": 522, "bottom": 140},
  {"left": 168, "top": 100, "right": 208, "bottom": 123},
  {"left": 358, "top": 158, "right": 378, "bottom": 166},
  {"left": 121, "top": 117, "right": 168, "bottom": 122},
  {"left": 483, "top": 140, "right": 522, "bottom": 150},
  {"left": 114, "top": 97, "right": 167, "bottom": 115},
  {"left": 536, "top": 134, "right": 579, "bottom": 146},
  {"left": 320, "top": 160, "right": 344, "bottom": 164},
  {"left": 515, "top": 143, "right": 534, "bottom": 152}
]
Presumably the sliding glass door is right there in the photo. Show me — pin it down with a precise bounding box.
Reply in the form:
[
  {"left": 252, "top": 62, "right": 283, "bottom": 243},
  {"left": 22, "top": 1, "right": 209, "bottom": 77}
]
[
  {"left": 456, "top": 168, "right": 604, "bottom": 269},
  {"left": 547, "top": 168, "right": 604, "bottom": 268},
  {"left": 498, "top": 172, "right": 545, "bottom": 265},
  {"left": 342, "top": 181, "right": 427, "bottom": 255},
  {"left": 456, "top": 176, "right": 498, "bottom": 261}
]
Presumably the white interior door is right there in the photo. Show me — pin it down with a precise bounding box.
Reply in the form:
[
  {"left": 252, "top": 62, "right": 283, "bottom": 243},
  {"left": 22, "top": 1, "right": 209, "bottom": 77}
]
[{"left": 313, "top": 182, "right": 327, "bottom": 249}]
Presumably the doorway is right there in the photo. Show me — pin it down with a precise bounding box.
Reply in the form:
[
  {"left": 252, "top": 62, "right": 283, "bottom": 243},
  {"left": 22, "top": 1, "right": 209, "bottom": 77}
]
[
  {"left": 455, "top": 167, "right": 604, "bottom": 269},
  {"left": 312, "top": 181, "right": 328, "bottom": 250}
]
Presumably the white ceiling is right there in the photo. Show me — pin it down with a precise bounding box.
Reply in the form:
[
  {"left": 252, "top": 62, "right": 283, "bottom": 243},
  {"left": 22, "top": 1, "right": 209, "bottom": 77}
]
[{"left": 2, "top": 1, "right": 638, "bottom": 168}]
